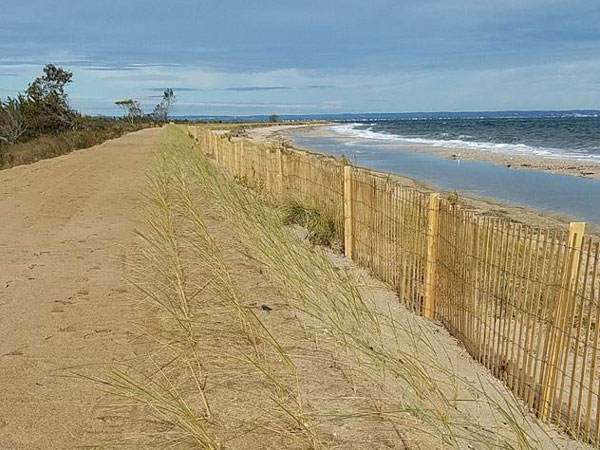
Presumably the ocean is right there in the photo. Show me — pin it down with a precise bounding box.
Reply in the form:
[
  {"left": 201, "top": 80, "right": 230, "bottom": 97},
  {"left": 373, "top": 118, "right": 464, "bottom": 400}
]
[
  {"left": 329, "top": 115, "right": 600, "bottom": 161},
  {"left": 180, "top": 111, "right": 600, "bottom": 161},
  {"left": 289, "top": 114, "right": 600, "bottom": 223},
  {"left": 181, "top": 111, "right": 600, "bottom": 221}
]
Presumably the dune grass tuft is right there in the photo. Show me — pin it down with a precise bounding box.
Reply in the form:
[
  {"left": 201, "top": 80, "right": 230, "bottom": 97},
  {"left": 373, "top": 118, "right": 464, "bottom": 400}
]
[{"left": 280, "top": 200, "right": 340, "bottom": 249}]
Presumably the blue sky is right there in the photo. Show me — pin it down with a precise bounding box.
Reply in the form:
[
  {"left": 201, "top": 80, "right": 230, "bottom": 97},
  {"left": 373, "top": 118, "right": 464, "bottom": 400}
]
[{"left": 1, "top": 0, "right": 599, "bottom": 115}]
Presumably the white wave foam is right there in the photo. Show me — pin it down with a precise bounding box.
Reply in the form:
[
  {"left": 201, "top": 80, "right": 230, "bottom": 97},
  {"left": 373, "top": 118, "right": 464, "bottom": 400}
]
[{"left": 329, "top": 123, "right": 600, "bottom": 162}]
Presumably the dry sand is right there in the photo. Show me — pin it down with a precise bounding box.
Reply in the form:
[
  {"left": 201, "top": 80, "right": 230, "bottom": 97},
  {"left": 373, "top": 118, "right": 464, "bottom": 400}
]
[
  {"left": 0, "top": 124, "right": 592, "bottom": 448},
  {"left": 0, "top": 128, "right": 162, "bottom": 449}
]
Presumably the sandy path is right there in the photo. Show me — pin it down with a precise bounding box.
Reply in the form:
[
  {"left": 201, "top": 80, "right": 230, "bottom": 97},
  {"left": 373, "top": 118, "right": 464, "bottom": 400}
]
[{"left": 0, "top": 128, "right": 162, "bottom": 449}]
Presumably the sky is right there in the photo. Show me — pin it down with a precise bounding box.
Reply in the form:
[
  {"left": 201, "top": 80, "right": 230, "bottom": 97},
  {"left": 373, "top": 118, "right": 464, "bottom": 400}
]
[{"left": 1, "top": 0, "right": 599, "bottom": 116}]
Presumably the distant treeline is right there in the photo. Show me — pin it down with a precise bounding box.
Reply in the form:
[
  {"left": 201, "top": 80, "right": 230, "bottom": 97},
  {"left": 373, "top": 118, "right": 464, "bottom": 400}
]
[{"left": 0, "top": 64, "right": 167, "bottom": 169}]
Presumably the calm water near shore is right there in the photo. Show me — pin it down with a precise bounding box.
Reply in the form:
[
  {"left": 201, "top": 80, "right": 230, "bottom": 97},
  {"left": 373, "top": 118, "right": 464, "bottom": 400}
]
[{"left": 291, "top": 131, "right": 600, "bottom": 224}]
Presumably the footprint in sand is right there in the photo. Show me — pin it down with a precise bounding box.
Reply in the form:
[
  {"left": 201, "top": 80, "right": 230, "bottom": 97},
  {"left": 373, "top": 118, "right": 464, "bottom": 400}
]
[
  {"left": 108, "top": 287, "right": 128, "bottom": 296},
  {"left": 54, "top": 299, "right": 75, "bottom": 306},
  {"left": 3, "top": 347, "right": 26, "bottom": 356}
]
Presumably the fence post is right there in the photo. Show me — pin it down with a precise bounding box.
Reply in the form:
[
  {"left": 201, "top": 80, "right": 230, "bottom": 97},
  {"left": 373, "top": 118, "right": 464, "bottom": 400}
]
[
  {"left": 232, "top": 142, "right": 237, "bottom": 175},
  {"left": 265, "top": 149, "right": 273, "bottom": 194},
  {"left": 228, "top": 139, "right": 232, "bottom": 168},
  {"left": 217, "top": 135, "right": 222, "bottom": 164},
  {"left": 424, "top": 193, "right": 440, "bottom": 319},
  {"left": 540, "top": 221, "right": 586, "bottom": 421},
  {"left": 236, "top": 143, "right": 241, "bottom": 177},
  {"left": 219, "top": 135, "right": 222, "bottom": 163},
  {"left": 239, "top": 141, "right": 244, "bottom": 179},
  {"left": 343, "top": 165, "right": 354, "bottom": 259},
  {"left": 224, "top": 138, "right": 228, "bottom": 169},
  {"left": 212, "top": 133, "right": 218, "bottom": 161},
  {"left": 276, "top": 147, "right": 284, "bottom": 197}
]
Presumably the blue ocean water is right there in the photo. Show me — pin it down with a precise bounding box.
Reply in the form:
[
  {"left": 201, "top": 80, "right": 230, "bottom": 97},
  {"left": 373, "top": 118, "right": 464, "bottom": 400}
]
[
  {"left": 329, "top": 116, "right": 600, "bottom": 161},
  {"left": 180, "top": 111, "right": 600, "bottom": 160},
  {"left": 179, "top": 110, "right": 600, "bottom": 221}
]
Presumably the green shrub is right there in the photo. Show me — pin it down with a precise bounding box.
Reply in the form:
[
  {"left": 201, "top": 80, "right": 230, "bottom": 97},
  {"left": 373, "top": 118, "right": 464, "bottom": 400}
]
[
  {"left": 280, "top": 200, "right": 338, "bottom": 248},
  {"left": 0, "top": 119, "right": 152, "bottom": 169},
  {"left": 0, "top": 63, "right": 158, "bottom": 169}
]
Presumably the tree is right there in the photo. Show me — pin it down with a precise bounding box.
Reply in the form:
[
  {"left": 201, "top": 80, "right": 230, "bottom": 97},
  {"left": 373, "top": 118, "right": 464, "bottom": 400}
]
[
  {"left": 115, "top": 99, "right": 143, "bottom": 124},
  {"left": 152, "top": 88, "right": 176, "bottom": 122},
  {"left": 268, "top": 114, "right": 279, "bottom": 123},
  {"left": 0, "top": 95, "right": 28, "bottom": 144},
  {"left": 24, "top": 64, "right": 76, "bottom": 134}
]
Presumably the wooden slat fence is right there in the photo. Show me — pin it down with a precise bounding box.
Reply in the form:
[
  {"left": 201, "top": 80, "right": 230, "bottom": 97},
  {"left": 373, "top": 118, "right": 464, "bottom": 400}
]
[{"left": 188, "top": 126, "right": 600, "bottom": 445}]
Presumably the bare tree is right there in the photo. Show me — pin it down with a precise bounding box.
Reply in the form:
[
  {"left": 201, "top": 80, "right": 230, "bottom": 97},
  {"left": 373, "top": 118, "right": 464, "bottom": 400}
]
[
  {"left": 152, "top": 88, "right": 176, "bottom": 122},
  {"left": 0, "top": 96, "right": 27, "bottom": 144},
  {"left": 115, "top": 99, "right": 143, "bottom": 124}
]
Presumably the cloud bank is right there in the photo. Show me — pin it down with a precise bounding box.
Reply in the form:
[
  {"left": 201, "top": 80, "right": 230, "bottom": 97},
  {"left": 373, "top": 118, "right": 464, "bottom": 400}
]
[{"left": 1, "top": 0, "right": 599, "bottom": 114}]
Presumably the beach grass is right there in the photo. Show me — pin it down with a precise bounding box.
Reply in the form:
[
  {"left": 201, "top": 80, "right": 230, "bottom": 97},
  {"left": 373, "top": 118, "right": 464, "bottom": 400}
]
[{"left": 83, "top": 125, "right": 588, "bottom": 450}]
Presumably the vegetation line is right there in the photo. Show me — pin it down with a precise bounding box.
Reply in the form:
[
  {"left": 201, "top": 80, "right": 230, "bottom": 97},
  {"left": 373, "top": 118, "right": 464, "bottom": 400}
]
[{"left": 0, "top": 64, "right": 176, "bottom": 170}]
